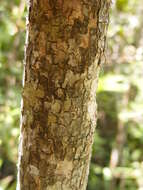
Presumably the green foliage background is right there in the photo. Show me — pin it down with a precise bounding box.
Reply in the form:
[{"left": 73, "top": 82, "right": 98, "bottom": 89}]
[{"left": 0, "top": 0, "right": 143, "bottom": 189}]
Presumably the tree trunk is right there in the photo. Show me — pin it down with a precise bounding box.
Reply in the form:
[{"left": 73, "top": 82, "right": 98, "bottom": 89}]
[{"left": 17, "top": 1, "right": 110, "bottom": 189}]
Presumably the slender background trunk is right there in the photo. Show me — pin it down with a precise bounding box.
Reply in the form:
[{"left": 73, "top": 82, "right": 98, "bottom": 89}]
[{"left": 17, "top": 0, "right": 110, "bottom": 189}]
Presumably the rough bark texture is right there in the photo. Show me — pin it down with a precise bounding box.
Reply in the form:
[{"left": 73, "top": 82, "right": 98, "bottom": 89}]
[{"left": 17, "top": 0, "right": 110, "bottom": 190}]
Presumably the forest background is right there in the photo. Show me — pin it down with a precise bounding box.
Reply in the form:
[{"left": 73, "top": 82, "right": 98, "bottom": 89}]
[{"left": 0, "top": 0, "right": 143, "bottom": 189}]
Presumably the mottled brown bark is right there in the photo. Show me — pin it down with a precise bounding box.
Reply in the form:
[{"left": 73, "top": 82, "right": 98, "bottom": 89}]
[{"left": 17, "top": 0, "right": 110, "bottom": 190}]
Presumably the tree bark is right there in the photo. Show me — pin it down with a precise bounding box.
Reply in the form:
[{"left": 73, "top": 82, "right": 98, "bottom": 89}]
[{"left": 17, "top": 0, "right": 110, "bottom": 189}]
